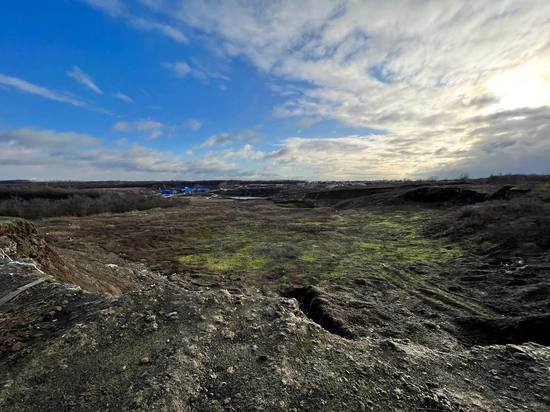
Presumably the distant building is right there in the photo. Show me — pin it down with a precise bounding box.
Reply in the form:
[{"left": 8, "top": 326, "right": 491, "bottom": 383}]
[{"left": 179, "top": 187, "right": 194, "bottom": 194}]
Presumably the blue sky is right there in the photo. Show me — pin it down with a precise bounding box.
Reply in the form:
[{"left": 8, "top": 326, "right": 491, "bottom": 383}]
[{"left": 1, "top": 1, "right": 549, "bottom": 180}]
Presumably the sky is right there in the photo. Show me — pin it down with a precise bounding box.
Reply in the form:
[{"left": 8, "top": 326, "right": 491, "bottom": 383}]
[{"left": 1, "top": 0, "right": 549, "bottom": 181}]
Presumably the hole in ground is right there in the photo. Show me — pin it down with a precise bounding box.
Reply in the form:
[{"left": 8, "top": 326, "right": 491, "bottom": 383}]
[
  {"left": 279, "top": 285, "right": 356, "bottom": 339},
  {"left": 456, "top": 314, "right": 550, "bottom": 346}
]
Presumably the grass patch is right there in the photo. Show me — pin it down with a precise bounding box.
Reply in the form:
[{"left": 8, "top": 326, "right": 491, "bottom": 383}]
[
  {"left": 179, "top": 249, "right": 269, "bottom": 272},
  {"left": 174, "top": 206, "right": 464, "bottom": 287}
]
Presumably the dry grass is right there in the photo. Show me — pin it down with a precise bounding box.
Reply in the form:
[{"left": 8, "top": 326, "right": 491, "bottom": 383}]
[{"left": 427, "top": 197, "right": 550, "bottom": 254}]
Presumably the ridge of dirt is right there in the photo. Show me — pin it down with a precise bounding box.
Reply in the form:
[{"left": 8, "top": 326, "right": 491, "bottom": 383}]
[{"left": 2, "top": 254, "right": 549, "bottom": 411}]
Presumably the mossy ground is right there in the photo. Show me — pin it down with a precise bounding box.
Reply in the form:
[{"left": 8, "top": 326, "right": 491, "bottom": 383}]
[
  {"left": 175, "top": 201, "right": 464, "bottom": 288},
  {"left": 38, "top": 198, "right": 489, "bottom": 315}
]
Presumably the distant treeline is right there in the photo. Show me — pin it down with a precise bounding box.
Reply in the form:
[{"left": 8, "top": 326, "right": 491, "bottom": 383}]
[
  {"left": 0, "top": 180, "right": 307, "bottom": 190},
  {"left": 0, "top": 186, "right": 185, "bottom": 219}
]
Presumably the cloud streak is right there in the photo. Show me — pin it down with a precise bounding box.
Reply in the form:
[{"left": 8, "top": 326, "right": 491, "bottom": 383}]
[
  {"left": 81, "top": 0, "right": 187, "bottom": 43},
  {"left": 164, "top": 60, "right": 229, "bottom": 82},
  {"left": 67, "top": 66, "right": 103, "bottom": 94},
  {"left": 113, "top": 91, "right": 133, "bottom": 103},
  {"left": 0, "top": 73, "right": 83, "bottom": 106}
]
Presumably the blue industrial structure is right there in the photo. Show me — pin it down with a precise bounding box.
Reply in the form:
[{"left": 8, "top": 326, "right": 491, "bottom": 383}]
[
  {"left": 161, "top": 186, "right": 210, "bottom": 196},
  {"left": 179, "top": 187, "right": 194, "bottom": 194},
  {"left": 160, "top": 188, "right": 175, "bottom": 196}
]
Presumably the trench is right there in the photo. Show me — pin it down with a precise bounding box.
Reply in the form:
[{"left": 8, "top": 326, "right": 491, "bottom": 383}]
[{"left": 279, "top": 285, "right": 356, "bottom": 339}]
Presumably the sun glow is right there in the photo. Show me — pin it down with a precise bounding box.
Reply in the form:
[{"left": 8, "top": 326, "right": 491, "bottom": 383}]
[{"left": 488, "top": 64, "right": 550, "bottom": 110}]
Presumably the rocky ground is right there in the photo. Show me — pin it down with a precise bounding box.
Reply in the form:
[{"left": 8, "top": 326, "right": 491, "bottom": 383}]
[{"left": 1, "top": 178, "right": 549, "bottom": 411}]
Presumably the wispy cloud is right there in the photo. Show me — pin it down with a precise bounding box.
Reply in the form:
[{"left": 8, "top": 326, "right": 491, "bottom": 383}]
[
  {"left": 0, "top": 73, "right": 83, "bottom": 106},
  {"left": 67, "top": 66, "right": 103, "bottom": 94},
  {"left": 81, "top": 0, "right": 187, "bottom": 43},
  {"left": 184, "top": 118, "right": 202, "bottom": 131},
  {"left": 200, "top": 133, "right": 241, "bottom": 148},
  {"left": 164, "top": 61, "right": 191, "bottom": 77},
  {"left": 113, "top": 119, "right": 164, "bottom": 139},
  {"left": 113, "top": 91, "right": 133, "bottom": 103},
  {"left": 164, "top": 60, "right": 229, "bottom": 82},
  {"left": 129, "top": 16, "right": 187, "bottom": 43}
]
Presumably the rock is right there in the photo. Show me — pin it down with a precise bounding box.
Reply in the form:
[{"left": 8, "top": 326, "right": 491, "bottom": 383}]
[
  {"left": 165, "top": 311, "right": 179, "bottom": 321},
  {"left": 221, "top": 328, "right": 235, "bottom": 339},
  {"left": 11, "top": 341, "right": 26, "bottom": 352},
  {"left": 140, "top": 357, "right": 152, "bottom": 365}
]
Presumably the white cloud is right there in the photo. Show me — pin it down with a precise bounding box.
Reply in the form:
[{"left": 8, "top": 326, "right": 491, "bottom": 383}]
[
  {"left": 0, "top": 73, "right": 83, "bottom": 106},
  {"left": 164, "top": 61, "right": 191, "bottom": 77},
  {"left": 261, "top": 134, "right": 409, "bottom": 180},
  {"left": 200, "top": 133, "right": 241, "bottom": 147},
  {"left": 113, "top": 91, "right": 133, "bottom": 103},
  {"left": 0, "top": 128, "right": 99, "bottom": 148},
  {"left": 223, "top": 144, "right": 265, "bottom": 160},
  {"left": 113, "top": 119, "right": 164, "bottom": 139},
  {"left": 67, "top": 66, "right": 103, "bottom": 94},
  {"left": 17, "top": 1, "right": 550, "bottom": 179},
  {"left": 423, "top": 106, "right": 550, "bottom": 178},
  {"left": 184, "top": 118, "right": 202, "bottom": 131},
  {"left": 0, "top": 127, "right": 185, "bottom": 180},
  {"left": 162, "top": 0, "right": 550, "bottom": 178}
]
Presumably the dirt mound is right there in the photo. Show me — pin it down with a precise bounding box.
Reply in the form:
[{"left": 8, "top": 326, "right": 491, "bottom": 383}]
[
  {"left": 400, "top": 187, "right": 488, "bottom": 205},
  {"left": 0, "top": 218, "right": 151, "bottom": 295},
  {"left": 489, "top": 185, "right": 531, "bottom": 200},
  {"left": 0, "top": 218, "right": 70, "bottom": 280},
  {"left": 304, "top": 187, "right": 399, "bottom": 201},
  {"left": 456, "top": 314, "right": 550, "bottom": 346},
  {"left": 2, "top": 263, "right": 550, "bottom": 411}
]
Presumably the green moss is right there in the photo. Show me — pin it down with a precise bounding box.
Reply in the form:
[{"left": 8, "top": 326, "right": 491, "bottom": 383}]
[
  {"left": 173, "top": 205, "right": 482, "bottom": 312},
  {"left": 299, "top": 254, "right": 316, "bottom": 263},
  {"left": 178, "top": 249, "right": 269, "bottom": 273}
]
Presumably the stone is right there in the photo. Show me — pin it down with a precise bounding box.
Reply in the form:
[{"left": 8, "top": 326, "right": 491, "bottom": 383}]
[
  {"left": 165, "top": 311, "right": 179, "bottom": 320},
  {"left": 11, "top": 341, "right": 26, "bottom": 352}
]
